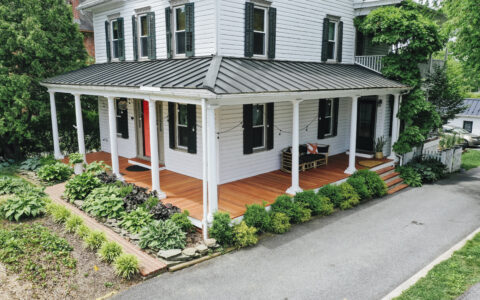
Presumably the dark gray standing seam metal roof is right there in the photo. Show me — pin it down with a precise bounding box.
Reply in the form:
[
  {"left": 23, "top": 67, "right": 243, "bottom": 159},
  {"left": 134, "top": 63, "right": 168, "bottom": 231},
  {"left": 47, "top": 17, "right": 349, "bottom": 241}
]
[
  {"left": 42, "top": 56, "right": 408, "bottom": 95},
  {"left": 461, "top": 99, "right": 480, "bottom": 116}
]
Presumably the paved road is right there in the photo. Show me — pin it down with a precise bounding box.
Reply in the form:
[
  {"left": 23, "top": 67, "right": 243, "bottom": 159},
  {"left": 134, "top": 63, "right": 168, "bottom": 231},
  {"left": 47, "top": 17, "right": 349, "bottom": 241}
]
[{"left": 115, "top": 168, "right": 480, "bottom": 300}]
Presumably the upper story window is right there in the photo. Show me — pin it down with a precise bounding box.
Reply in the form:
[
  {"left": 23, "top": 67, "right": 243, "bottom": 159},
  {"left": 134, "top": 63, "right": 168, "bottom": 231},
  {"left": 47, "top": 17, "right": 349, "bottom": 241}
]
[
  {"left": 321, "top": 17, "right": 343, "bottom": 63},
  {"left": 105, "top": 17, "right": 125, "bottom": 62},
  {"left": 132, "top": 11, "right": 156, "bottom": 61},
  {"left": 244, "top": 2, "right": 277, "bottom": 59},
  {"left": 165, "top": 3, "right": 195, "bottom": 58},
  {"left": 138, "top": 15, "right": 149, "bottom": 58}
]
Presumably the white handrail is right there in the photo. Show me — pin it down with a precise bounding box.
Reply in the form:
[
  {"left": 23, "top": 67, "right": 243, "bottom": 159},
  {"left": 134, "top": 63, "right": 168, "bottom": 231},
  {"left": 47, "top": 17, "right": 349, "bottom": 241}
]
[{"left": 354, "top": 55, "right": 385, "bottom": 74}]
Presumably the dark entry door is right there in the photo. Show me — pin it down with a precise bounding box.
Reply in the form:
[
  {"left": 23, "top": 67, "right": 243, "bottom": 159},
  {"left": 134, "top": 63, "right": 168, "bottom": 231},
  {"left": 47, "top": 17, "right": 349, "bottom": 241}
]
[{"left": 356, "top": 99, "right": 377, "bottom": 152}]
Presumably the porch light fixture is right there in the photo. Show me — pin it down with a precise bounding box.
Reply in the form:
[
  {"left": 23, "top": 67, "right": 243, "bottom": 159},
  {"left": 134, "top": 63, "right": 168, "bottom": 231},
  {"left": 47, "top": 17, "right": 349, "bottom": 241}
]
[
  {"left": 377, "top": 99, "right": 383, "bottom": 107},
  {"left": 140, "top": 86, "right": 162, "bottom": 92}
]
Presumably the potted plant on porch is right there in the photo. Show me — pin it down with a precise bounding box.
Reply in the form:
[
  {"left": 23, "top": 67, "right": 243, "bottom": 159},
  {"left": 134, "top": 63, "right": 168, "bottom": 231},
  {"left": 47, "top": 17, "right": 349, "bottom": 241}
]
[
  {"left": 374, "top": 136, "right": 387, "bottom": 159},
  {"left": 69, "top": 153, "right": 85, "bottom": 175}
]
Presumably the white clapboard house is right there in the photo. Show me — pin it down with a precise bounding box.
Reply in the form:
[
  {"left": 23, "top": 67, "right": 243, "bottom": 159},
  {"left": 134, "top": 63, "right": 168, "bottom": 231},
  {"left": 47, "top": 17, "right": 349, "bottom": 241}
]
[{"left": 42, "top": 0, "right": 409, "bottom": 228}]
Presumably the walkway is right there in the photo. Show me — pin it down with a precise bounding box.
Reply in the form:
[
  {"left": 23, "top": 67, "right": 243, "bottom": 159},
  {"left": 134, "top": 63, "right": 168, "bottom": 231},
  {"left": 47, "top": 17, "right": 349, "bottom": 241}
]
[{"left": 114, "top": 168, "right": 480, "bottom": 300}]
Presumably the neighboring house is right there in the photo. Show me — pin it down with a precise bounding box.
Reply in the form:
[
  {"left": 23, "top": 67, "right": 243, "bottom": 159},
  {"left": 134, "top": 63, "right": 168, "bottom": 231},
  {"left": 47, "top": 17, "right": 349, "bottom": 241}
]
[
  {"left": 448, "top": 99, "right": 480, "bottom": 135},
  {"left": 69, "top": 0, "right": 95, "bottom": 57},
  {"left": 42, "top": 0, "right": 408, "bottom": 227}
]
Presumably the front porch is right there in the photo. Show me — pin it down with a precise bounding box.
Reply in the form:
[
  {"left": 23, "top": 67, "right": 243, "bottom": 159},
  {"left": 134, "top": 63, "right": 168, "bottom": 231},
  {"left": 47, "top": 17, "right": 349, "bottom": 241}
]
[{"left": 79, "top": 151, "right": 392, "bottom": 222}]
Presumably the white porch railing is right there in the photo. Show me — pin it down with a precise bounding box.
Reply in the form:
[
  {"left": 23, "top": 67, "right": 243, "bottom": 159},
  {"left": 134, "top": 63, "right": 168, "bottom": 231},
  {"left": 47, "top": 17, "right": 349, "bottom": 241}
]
[{"left": 354, "top": 55, "right": 385, "bottom": 74}]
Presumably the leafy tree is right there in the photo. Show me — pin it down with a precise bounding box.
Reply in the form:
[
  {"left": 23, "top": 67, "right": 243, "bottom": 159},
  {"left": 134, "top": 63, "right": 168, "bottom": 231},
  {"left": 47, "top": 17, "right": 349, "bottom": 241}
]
[
  {"left": 424, "top": 64, "right": 466, "bottom": 124},
  {"left": 356, "top": 0, "right": 445, "bottom": 154},
  {"left": 0, "top": 0, "right": 98, "bottom": 159}
]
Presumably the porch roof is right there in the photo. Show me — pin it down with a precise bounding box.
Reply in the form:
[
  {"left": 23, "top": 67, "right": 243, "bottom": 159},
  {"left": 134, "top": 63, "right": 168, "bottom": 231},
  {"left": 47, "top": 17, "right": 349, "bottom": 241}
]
[{"left": 42, "top": 56, "right": 408, "bottom": 95}]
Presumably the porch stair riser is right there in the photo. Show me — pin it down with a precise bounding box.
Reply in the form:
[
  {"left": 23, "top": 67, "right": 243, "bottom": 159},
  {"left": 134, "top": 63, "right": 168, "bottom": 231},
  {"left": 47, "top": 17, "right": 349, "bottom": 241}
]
[{"left": 376, "top": 166, "right": 409, "bottom": 195}]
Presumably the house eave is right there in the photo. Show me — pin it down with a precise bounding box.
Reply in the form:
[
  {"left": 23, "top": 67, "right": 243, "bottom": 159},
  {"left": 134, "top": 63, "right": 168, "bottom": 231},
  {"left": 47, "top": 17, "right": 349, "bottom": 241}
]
[
  {"left": 354, "top": 0, "right": 404, "bottom": 16},
  {"left": 77, "top": 0, "right": 125, "bottom": 12}
]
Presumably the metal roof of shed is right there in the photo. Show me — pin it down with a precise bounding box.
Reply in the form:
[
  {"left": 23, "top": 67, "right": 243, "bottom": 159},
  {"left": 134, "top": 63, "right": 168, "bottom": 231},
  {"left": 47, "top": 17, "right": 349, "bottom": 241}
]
[
  {"left": 42, "top": 56, "right": 408, "bottom": 95},
  {"left": 461, "top": 99, "right": 480, "bottom": 116}
]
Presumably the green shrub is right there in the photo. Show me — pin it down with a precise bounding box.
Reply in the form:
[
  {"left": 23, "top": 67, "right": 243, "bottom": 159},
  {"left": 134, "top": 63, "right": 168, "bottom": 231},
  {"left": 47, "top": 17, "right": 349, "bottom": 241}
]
[
  {"left": 209, "top": 212, "right": 234, "bottom": 246},
  {"left": 85, "top": 161, "right": 111, "bottom": 175},
  {"left": 293, "top": 190, "right": 334, "bottom": 216},
  {"left": 271, "top": 195, "right": 311, "bottom": 223},
  {"left": 47, "top": 203, "right": 71, "bottom": 223},
  {"left": 409, "top": 157, "right": 446, "bottom": 183},
  {"left": 65, "top": 215, "right": 84, "bottom": 233},
  {"left": 37, "top": 162, "right": 73, "bottom": 182},
  {"left": 243, "top": 202, "right": 271, "bottom": 232},
  {"left": 233, "top": 221, "right": 258, "bottom": 248},
  {"left": 346, "top": 176, "right": 372, "bottom": 200},
  {"left": 397, "top": 165, "right": 422, "bottom": 187},
  {"left": 269, "top": 212, "right": 291, "bottom": 234},
  {"left": 64, "top": 172, "right": 102, "bottom": 201},
  {"left": 19, "top": 157, "right": 44, "bottom": 171},
  {"left": 349, "top": 169, "right": 387, "bottom": 198},
  {"left": 114, "top": 254, "right": 139, "bottom": 279},
  {"left": 317, "top": 184, "right": 343, "bottom": 208},
  {"left": 0, "top": 193, "right": 47, "bottom": 221},
  {"left": 69, "top": 153, "right": 84, "bottom": 164},
  {"left": 139, "top": 219, "right": 186, "bottom": 250},
  {"left": 337, "top": 183, "right": 361, "bottom": 210},
  {"left": 75, "top": 224, "right": 91, "bottom": 239},
  {"left": 0, "top": 176, "right": 45, "bottom": 196},
  {"left": 98, "top": 241, "right": 123, "bottom": 263},
  {"left": 82, "top": 186, "right": 125, "bottom": 219},
  {"left": 170, "top": 210, "right": 193, "bottom": 233},
  {"left": 119, "top": 207, "right": 153, "bottom": 234},
  {"left": 83, "top": 230, "right": 107, "bottom": 250}
]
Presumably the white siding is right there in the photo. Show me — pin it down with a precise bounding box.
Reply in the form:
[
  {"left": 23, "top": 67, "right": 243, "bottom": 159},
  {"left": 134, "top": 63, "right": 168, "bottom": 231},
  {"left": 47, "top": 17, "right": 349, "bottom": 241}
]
[
  {"left": 448, "top": 117, "right": 480, "bottom": 136},
  {"left": 217, "top": 98, "right": 353, "bottom": 184},
  {"left": 93, "top": 0, "right": 215, "bottom": 63},
  {"left": 98, "top": 97, "right": 138, "bottom": 158},
  {"left": 218, "top": 0, "right": 356, "bottom": 63}
]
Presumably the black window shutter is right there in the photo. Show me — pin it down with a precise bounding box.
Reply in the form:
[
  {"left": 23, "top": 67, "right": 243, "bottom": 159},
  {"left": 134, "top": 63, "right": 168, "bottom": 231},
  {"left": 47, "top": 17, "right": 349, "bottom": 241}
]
[
  {"left": 165, "top": 7, "right": 172, "bottom": 59},
  {"left": 187, "top": 104, "right": 197, "bottom": 154},
  {"left": 117, "top": 18, "right": 125, "bottom": 61},
  {"left": 268, "top": 7, "right": 277, "bottom": 59},
  {"left": 132, "top": 16, "right": 138, "bottom": 61},
  {"left": 105, "top": 21, "right": 111, "bottom": 62},
  {"left": 321, "top": 18, "right": 329, "bottom": 62},
  {"left": 244, "top": 2, "right": 254, "bottom": 58},
  {"left": 185, "top": 3, "right": 195, "bottom": 57},
  {"left": 266, "top": 103, "right": 274, "bottom": 150},
  {"left": 168, "top": 102, "right": 175, "bottom": 149},
  {"left": 332, "top": 98, "right": 339, "bottom": 136},
  {"left": 243, "top": 104, "right": 253, "bottom": 154},
  {"left": 147, "top": 12, "right": 156, "bottom": 59},
  {"left": 317, "top": 99, "right": 327, "bottom": 139},
  {"left": 337, "top": 21, "right": 343, "bottom": 63}
]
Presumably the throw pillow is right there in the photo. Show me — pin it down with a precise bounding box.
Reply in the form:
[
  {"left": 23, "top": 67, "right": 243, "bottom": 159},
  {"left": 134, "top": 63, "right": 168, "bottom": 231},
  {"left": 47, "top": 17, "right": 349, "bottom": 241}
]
[{"left": 307, "top": 143, "right": 318, "bottom": 155}]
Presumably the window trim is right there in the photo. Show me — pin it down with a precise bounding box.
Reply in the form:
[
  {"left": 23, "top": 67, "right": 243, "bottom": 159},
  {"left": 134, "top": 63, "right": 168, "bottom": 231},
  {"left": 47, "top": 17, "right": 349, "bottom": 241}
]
[
  {"left": 323, "top": 99, "right": 334, "bottom": 137},
  {"left": 173, "top": 5, "right": 187, "bottom": 57},
  {"left": 252, "top": 104, "right": 267, "bottom": 150},
  {"left": 137, "top": 14, "right": 149, "bottom": 60},
  {"left": 327, "top": 20, "right": 338, "bottom": 62},
  {"left": 252, "top": 6, "right": 268, "bottom": 58},
  {"left": 175, "top": 103, "right": 188, "bottom": 150},
  {"left": 110, "top": 19, "right": 120, "bottom": 61}
]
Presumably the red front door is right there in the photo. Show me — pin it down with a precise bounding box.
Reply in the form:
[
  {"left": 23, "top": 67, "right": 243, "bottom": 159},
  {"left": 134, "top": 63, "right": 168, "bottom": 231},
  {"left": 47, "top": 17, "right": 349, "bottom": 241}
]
[{"left": 142, "top": 100, "right": 151, "bottom": 157}]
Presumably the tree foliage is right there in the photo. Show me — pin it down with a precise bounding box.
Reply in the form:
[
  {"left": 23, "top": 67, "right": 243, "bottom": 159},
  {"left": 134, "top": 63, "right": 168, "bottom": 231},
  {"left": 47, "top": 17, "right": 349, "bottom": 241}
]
[
  {"left": 357, "top": 0, "right": 445, "bottom": 154},
  {"left": 0, "top": 0, "right": 98, "bottom": 159}
]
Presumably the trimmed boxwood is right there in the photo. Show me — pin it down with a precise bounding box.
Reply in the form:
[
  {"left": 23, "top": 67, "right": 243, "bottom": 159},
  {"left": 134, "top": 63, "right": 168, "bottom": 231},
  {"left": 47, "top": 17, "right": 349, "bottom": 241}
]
[
  {"left": 243, "top": 202, "right": 271, "bottom": 233},
  {"left": 293, "top": 190, "right": 333, "bottom": 216},
  {"left": 270, "top": 195, "right": 311, "bottom": 224},
  {"left": 349, "top": 169, "right": 387, "bottom": 198}
]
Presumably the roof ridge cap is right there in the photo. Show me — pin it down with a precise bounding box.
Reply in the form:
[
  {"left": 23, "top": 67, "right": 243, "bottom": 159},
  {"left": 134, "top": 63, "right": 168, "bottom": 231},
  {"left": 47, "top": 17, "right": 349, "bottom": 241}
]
[{"left": 202, "top": 55, "right": 222, "bottom": 93}]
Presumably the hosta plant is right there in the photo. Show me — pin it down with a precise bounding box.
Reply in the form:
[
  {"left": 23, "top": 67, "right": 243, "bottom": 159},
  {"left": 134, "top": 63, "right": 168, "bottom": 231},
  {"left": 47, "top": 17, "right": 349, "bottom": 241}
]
[
  {"left": 0, "top": 193, "right": 47, "bottom": 221},
  {"left": 119, "top": 207, "right": 153, "bottom": 234},
  {"left": 37, "top": 162, "right": 73, "bottom": 182},
  {"left": 0, "top": 176, "right": 44, "bottom": 196},
  {"left": 85, "top": 161, "right": 111, "bottom": 175},
  {"left": 98, "top": 241, "right": 123, "bottom": 263},
  {"left": 82, "top": 186, "right": 125, "bottom": 219},
  {"left": 139, "top": 219, "right": 186, "bottom": 251},
  {"left": 114, "top": 254, "right": 139, "bottom": 279},
  {"left": 68, "top": 153, "right": 84, "bottom": 164},
  {"left": 64, "top": 172, "right": 102, "bottom": 201}
]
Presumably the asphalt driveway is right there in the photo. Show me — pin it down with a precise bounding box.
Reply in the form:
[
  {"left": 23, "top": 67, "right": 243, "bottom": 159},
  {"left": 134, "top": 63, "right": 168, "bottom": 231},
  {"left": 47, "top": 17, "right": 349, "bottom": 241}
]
[{"left": 115, "top": 168, "right": 480, "bottom": 300}]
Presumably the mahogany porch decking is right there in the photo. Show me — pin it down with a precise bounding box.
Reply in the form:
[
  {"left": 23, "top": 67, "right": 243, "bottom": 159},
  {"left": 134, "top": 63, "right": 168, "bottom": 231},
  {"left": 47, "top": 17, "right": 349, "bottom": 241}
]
[{"left": 73, "top": 152, "right": 391, "bottom": 221}]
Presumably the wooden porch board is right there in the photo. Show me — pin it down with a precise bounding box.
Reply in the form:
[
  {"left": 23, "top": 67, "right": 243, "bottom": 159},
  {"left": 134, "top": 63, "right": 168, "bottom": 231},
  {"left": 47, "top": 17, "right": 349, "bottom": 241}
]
[{"left": 73, "top": 152, "right": 390, "bottom": 221}]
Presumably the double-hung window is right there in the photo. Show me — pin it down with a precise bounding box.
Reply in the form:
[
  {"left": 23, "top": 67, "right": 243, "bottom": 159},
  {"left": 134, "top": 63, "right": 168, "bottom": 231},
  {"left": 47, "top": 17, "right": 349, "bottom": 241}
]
[
  {"left": 253, "top": 7, "right": 267, "bottom": 56},
  {"left": 252, "top": 104, "right": 266, "bottom": 149},
  {"left": 318, "top": 98, "right": 339, "bottom": 139},
  {"left": 176, "top": 104, "right": 189, "bottom": 149},
  {"left": 327, "top": 21, "right": 338, "bottom": 61},
  {"left": 111, "top": 20, "right": 120, "bottom": 59},
  {"left": 464, "top": 121, "right": 473, "bottom": 133},
  {"left": 138, "top": 14, "right": 149, "bottom": 58},
  {"left": 174, "top": 6, "right": 186, "bottom": 56},
  {"left": 324, "top": 99, "right": 334, "bottom": 136}
]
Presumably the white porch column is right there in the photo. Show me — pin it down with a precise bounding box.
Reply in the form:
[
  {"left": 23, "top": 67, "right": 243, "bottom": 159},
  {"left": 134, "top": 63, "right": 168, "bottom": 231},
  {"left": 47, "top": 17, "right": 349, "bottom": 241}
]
[
  {"left": 286, "top": 100, "right": 303, "bottom": 195},
  {"left": 207, "top": 104, "right": 219, "bottom": 223},
  {"left": 389, "top": 93, "right": 401, "bottom": 159},
  {"left": 49, "top": 91, "right": 63, "bottom": 159},
  {"left": 149, "top": 99, "right": 166, "bottom": 199},
  {"left": 201, "top": 99, "right": 208, "bottom": 239},
  {"left": 345, "top": 96, "right": 360, "bottom": 174},
  {"left": 107, "top": 96, "right": 121, "bottom": 178},
  {"left": 73, "top": 94, "right": 86, "bottom": 162}
]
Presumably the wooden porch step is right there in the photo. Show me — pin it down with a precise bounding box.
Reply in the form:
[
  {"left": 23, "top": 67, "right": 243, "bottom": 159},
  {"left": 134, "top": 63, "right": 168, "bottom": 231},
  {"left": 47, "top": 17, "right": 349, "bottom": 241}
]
[
  {"left": 381, "top": 172, "right": 401, "bottom": 182},
  {"left": 387, "top": 183, "right": 409, "bottom": 195},
  {"left": 376, "top": 166, "right": 395, "bottom": 176},
  {"left": 386, "top": 177, "right": 404, "bottom": 188}
]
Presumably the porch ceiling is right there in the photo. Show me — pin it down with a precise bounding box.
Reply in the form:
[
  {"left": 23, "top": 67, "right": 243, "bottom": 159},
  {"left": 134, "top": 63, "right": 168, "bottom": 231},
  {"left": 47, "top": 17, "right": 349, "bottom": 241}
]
[{"left": 42, "top": 56, "right": 408, "bottom": 97}]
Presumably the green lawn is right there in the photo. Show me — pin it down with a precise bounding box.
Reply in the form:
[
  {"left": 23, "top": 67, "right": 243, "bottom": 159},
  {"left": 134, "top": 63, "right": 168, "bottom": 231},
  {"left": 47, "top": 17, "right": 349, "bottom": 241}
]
[
  {"left": 461, "top": 150, "right": 480, "bottom": 170},
  {"left": 396, "top": 233, "right": 480, "bottom": 300}
]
